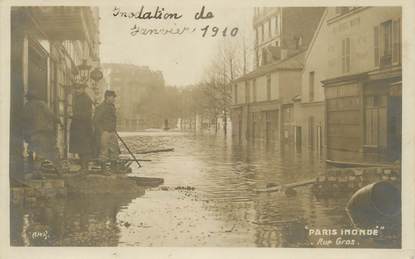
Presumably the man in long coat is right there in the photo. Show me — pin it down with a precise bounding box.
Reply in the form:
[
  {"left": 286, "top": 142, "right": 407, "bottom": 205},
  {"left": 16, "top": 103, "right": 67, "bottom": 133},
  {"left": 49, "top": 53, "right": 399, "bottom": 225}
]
[{"left": 69, "top": 84, "right": 95, "bottom": 170}]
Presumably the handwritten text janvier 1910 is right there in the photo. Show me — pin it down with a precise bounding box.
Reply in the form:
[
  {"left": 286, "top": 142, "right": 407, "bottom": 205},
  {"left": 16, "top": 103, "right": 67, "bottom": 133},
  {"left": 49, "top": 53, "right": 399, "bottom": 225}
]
[{"left": 113, "top": 6, "right": 239, "bottom": 37}]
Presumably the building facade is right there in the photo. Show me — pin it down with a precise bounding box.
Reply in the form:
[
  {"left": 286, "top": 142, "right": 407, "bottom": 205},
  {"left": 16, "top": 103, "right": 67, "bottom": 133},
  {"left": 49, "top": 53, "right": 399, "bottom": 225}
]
[
  {"left": 253, "top": 7, "right": 325, "bottom": 67},
  {"left": 10, "top": 7, "right": 101, "bottom": 177},
  {"left": 102, "top": 63, "right": 165, "bottom": 131},
  {"left": 231, "top": 7, "right": 325, "bottom": 145},
  {"left": 231, "top": 51, "right": 305, "bottom": 144},
  {"left": 322, "top": 7, "right": 402, "bottom": 164},
  {"left": 295, "top": 9, "right": 329, "bottom": 153}
]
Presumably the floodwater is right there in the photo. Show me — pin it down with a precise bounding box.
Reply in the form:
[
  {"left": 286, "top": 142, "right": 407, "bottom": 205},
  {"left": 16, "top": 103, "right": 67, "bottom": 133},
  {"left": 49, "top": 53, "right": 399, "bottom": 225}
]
[{"left": 11, "top": 131, "right": 401, "bottom": 248}]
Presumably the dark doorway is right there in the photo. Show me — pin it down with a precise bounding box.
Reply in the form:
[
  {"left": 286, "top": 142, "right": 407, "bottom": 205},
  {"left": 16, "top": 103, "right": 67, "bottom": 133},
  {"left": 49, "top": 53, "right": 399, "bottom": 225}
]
[
  {"left": 28, "top": 40, "right": 48, "bottom": 102},
  {"left": 388, "top": 96, "right": 402, "bottom": 162}
]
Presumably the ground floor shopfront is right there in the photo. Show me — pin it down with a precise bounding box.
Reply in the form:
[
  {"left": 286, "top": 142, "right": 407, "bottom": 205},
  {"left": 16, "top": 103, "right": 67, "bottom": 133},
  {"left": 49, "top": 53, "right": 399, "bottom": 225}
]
[
  {"left": 231, "top": 101, "right": 326, "bottom": 157},
  {"left": 322, "top": 66, "right": 402, "bottom": 164}
]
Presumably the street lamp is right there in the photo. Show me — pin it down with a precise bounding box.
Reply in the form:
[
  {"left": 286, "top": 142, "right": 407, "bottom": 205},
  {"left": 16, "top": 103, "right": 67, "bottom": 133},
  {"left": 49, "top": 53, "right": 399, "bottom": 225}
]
[{"left": 77, "top": 59, "right": 92, "bottom": 83}]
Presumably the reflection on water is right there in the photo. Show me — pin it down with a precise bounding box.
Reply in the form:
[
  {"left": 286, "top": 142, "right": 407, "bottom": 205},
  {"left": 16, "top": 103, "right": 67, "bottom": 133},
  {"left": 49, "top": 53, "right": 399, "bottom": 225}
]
[
  {"left": 11, "top": 132, "right": 401, "bottom": 247},
  {"left": 11, "top": 194, "right": 141, "bottom": 246}
]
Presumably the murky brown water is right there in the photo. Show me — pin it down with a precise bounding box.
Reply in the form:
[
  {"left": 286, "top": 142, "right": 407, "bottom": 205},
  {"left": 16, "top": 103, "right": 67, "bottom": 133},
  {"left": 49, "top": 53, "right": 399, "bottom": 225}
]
[{"left": 11, "top": 131, "right": 401, "bottom": 247}]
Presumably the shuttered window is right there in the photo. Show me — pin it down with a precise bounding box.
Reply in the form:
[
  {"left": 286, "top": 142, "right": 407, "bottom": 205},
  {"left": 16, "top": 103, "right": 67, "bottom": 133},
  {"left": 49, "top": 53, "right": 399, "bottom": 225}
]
[
  {"left": 266, "top": 75, "right": 271, "bottom": 100},
  {"left": 392, "top": 18, "right": 401, "bottom": 64},
  {"left": 342, "top": 38, "right": 350, "bottom": 73},
  {"left": 374, "top": 18, "right": 401, "bottom": 67},
  {"left": 245, "top": 81, "right": 250, "bottom": 103},
  {"left": 309, "top": 71, "right": 315, "bottom": 101},
  {"left": 374, "top": 26, "right": 380, "bottom": 66}
]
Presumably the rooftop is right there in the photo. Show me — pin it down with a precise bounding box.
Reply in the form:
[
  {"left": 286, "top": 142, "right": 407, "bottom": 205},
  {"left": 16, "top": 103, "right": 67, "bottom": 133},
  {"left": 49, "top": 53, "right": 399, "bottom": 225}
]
[{"left": 234, "top": 50, "right": 306, "bottom": 83}]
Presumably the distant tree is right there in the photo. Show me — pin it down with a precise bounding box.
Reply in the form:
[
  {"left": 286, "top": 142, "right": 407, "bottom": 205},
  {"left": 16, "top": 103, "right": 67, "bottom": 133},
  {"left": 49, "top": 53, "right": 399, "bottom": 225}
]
[{"left": 200, "top": 37, "right": 245, "bottom": 135}]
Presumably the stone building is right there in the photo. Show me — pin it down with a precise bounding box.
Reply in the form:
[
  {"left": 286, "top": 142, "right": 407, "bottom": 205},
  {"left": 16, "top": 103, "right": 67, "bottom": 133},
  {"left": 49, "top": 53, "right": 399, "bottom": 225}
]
[
  {"left": 10, "top": 7, "right": 101, "bottom": 177},
  {"left": 321, "top": 7, "right": 402, "bottom": 164},
  {"left": 102, "top": 63, "right": 165, "bottom": 131},
  {"left": 232, "top": 51, "right": 306, "bottom": 144},
  {"left": 295, "top": 9, "right": 330, "bottom": 153},
  {"left": 231, "top": 7, "right": 325, "bottom": 144}
]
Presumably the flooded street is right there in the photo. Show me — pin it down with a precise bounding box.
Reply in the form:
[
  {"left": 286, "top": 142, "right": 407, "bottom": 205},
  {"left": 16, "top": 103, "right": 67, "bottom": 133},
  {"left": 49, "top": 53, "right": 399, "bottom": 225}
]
[{"left": 11, "top": 131, "right": 400, "bottom": 248}]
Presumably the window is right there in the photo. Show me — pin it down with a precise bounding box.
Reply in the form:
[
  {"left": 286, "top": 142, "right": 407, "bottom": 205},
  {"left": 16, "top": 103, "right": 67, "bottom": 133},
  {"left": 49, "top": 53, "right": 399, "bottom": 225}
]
[
  {"left": 283, "top": 107, "right": 292, "bottom": 122},
  {"left": 266, "top": 74, "right": 271, "bottom": 100},
  {"left": 308, "top": 116, "right": 314, "bottom": 148},
  {"left": 268, "top": 20, "right": 272, "bottom": 38},
  {"left": 261, "top": 24, "right": 264, "bottom": 42},
  {"left": 342, "top": 38, "right": 351, "bottom": 73},
  {"left": 365, "top": 96, "right": 387, "bottom": 146},
  {"left": 309, "top": 71, "right": 315, "bottom": 101},
  {"left": 392, "top": 19, "right": 401, "bottom": 64},
  {"left": 275, "top": 16, "right": 279, "bottom": 34},
  {"left": 245, "top": 81, "right": 250, "bottom": 103},
  {"left": 234, "top": 84, "right": 238, "bottom": 104},
  {"left": 252, "top": 79, "right": 257, "bottom": 102},
  {"left": 374, "top": 19, "right": 401, "bottom": 67},
  {"left": 255, "top": 27, "right": 259, "bottom": 46},
  {"left": 382, "top": 20, "right": 393, "bottom": 62}
]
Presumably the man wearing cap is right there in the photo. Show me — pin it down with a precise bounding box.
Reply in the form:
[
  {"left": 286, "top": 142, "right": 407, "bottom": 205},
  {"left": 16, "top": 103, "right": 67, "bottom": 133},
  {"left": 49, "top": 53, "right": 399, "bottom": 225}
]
[
  {"left": 69, "top": 83, "right": 94, "bottom": 171},
  {"left": 94, "top": 90, "right": 120, "bottom": 171},
  {"left": 22, "top": 90, "right": 62, "bottom": 175}
]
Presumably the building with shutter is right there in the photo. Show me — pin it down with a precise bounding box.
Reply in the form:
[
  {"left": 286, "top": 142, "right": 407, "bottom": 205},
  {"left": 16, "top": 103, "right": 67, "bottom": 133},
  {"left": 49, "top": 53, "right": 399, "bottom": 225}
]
[
  {"left": 231, "top": 7, "right": 325, "bottom": 144},
  {"left": 321, "top": 7, "right": 402, "bottom": 164},
  {"left": 295, "top": 9, "right": 330, "bottom": 155},
  {"left": 253, "top": 7, "right": 325, "bottom": 68},
  {"left": 10, "top": 7, "right": 101, "bottom": 178}
]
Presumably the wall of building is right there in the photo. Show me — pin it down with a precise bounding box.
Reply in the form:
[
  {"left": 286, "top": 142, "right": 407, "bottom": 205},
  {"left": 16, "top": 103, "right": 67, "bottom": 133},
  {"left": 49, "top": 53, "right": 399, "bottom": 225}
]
[
  {"left": 296, "top": 10, "right": 329, "bottom": 152},
  {"left": 323, "top": 7, "right": 402, "bottom": 164},
  {"left": 301, "top": 11, "right": 328, "bottom": 104},
  {"left": 10, "top": 7, "right": 101, "bottom": 177},
  {"left": 279, "top": 70, "right": 302, "bottom": 104},
  {"left": 326, "top": 7, "right": 401, "bottom": 79}
]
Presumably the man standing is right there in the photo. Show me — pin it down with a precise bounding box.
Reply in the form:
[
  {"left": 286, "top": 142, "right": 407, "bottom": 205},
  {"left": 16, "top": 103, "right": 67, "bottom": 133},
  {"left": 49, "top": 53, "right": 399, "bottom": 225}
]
[
  {"left": 94, "top": 90, "right": 120, "bottom": 171},
  {"left": 22, "top": 90, "right": 62, "bottom": 175},
  {"left": 69, "top": 84, "right": 94, "bottom": 171}
]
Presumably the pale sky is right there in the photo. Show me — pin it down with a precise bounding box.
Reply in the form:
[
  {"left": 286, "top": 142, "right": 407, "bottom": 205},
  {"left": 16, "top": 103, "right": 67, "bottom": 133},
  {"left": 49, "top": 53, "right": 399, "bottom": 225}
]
[{"left": 99, "top": 5, "right": 254, "bottom": 86}]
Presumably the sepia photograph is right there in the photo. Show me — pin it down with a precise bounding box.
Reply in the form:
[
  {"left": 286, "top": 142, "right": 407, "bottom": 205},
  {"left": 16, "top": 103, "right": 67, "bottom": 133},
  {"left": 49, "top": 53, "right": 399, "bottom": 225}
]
[{"left": 2, "top": 1, "right": 413, "bottom": 255}]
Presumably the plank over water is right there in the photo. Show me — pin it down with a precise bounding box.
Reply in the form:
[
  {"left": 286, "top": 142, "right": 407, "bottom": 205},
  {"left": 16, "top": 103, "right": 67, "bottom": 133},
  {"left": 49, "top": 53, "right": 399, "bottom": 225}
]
[{"left": 254, "top": 179, "right": 316, "bottom": 193}]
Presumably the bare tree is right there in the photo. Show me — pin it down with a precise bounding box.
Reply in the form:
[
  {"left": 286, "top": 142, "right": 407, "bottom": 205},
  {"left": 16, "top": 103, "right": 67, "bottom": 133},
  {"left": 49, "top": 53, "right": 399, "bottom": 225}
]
[{"left": 201, "top": 37, "right": 244, "bottom": 135}]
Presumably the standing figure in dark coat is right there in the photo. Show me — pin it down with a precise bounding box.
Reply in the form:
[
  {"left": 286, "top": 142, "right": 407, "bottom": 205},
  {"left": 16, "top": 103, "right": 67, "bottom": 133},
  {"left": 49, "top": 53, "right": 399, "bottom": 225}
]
[{"left": 69, "top": 84, "right": 95, "bottom": 170}]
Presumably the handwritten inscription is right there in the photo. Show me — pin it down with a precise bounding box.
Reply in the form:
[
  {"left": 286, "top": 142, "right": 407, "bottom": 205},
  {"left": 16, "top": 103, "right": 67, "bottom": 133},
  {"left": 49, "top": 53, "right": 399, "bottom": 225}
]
[
  {"left": 113, "top": 6, "right": 183, "bottom": 20},
  {"left": 194, "top": 6, "right": 214, "bottom": 20},
  {"left": 115, "top": 6, "right": 238, "bottom": 37},
  {"left": 131, "top": 26, "right": 197, "bottom": 36}
]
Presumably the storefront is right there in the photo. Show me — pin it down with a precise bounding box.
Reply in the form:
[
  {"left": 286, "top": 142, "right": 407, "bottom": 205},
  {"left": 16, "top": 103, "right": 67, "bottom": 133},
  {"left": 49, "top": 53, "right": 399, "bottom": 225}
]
[{"left": 322, "top": 67, "right": 402, "bottom": 164}]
